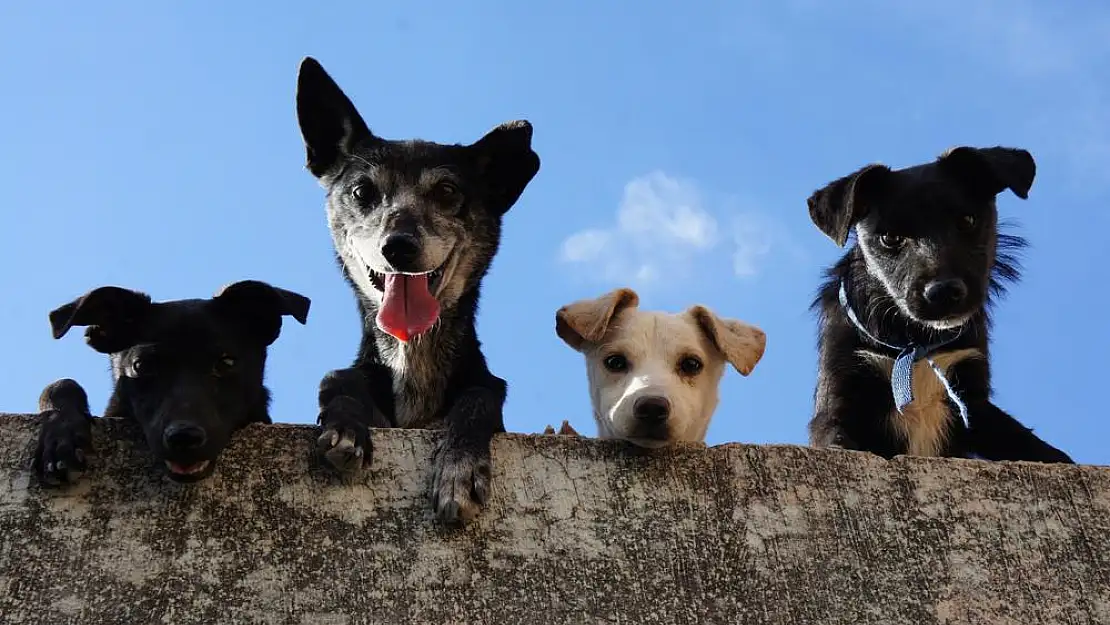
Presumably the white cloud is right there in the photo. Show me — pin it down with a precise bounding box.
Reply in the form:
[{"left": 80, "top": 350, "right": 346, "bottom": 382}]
[{"left": 559, "top": 171, "right": 776, "bottom": 288}]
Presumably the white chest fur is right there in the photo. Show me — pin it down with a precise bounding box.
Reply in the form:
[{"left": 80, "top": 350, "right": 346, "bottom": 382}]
[
  {"left": 858, "top": 348, "right": 983, "bottom": 457},
  {"left": 385, "top": 343, "right": 447, "bottom": 429}
]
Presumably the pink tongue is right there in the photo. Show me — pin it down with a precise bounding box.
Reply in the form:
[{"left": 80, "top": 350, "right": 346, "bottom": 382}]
[{"left": 376, "top": 274, "right": 441, "bottom": 342}]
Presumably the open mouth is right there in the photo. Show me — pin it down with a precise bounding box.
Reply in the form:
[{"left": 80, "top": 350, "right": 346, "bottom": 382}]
[
  {"left": 164, "top": 459, "right": 212, "bottom": 481},
  {"left": 367, "top": 266, "right": 445, "bottom": 294},
  {"left": 367, "top": 263, "right": 450, "bottom": 343}
]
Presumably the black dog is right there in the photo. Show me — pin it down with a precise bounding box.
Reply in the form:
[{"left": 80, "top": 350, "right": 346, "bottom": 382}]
[
  {"left": 36, "top": 280, "right": 310, "bottom": 484},
  {"left": 295, "top": 57, "right": 540, "bottom": 524},
  {"left": 807, "top": 146, "right": 1072, "bottom": 463}
]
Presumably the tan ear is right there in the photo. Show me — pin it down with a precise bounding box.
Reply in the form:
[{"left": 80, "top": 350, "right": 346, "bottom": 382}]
[
  {"left": 687, "top": 305, "right": 766, "bottom": 376},
  {"left": 555, "top": 288, "right": 640, "bottom": 351}
]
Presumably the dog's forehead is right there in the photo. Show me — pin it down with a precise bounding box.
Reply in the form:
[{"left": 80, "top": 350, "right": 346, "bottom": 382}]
[
  {"left": 350, "top": 139, "right": 474, "bottom": 180},
  {"left": 142, "top": 299, "right": 243, "bottom": 343},
  {"left": 610, "top": 310, "right": 709, "bottom": 355},
  {"left": 876, "top": 164, "right": 986, "bottom": 217}
]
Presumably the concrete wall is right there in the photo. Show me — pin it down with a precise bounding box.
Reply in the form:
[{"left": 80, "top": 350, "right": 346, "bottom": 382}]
[{"left": 1, "top": 413, "right": 1108, "bottom": 625}]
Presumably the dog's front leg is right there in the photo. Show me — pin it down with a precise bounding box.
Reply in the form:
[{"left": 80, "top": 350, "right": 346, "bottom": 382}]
[
  {"left": 34, "top": 378, "right": 94, "bottom": 486},
  {"left": 430, "top": 376, "right": 506, "bottom": 525},
  {"left": 316, "top": 367, "right": 392, "bottom": 474},
  {"left": 966, "top": 401, "right": 1074, "bottom": 464},
  {"left": 950, "top": 359, "right": 1074, "bottom": 464}
]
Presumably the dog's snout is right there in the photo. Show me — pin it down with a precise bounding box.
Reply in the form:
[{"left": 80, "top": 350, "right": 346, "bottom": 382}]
[
  {"left": 923, "top": 279, "right": 968, "bottom": 306},
  {"left": 381, "top": 233, "right": 421, "bottom": 269},
  {"left": 633, "top": 396, "right": 671, "bottom": 424},
  {"left": 163, "top": 422, "right": 207, "bottom": 451}
]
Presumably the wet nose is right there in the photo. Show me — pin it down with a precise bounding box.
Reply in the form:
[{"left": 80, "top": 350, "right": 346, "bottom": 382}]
[
  {"left": 163, "top": 422, "right": 207, "bottom": 451},
  {"left": 923, "top": 279, "right": 968, "bottom": 306},
  {"left": 381, "top": 233, "right": 421, "bottom": 269},
  {"left": 633, "top": 396, "right": 671, "bottom": 424}
]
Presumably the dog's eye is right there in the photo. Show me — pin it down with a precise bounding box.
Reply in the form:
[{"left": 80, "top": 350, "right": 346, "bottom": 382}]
[
  {"left": 603, "top": 354, "right": 629, "bottom": 373},
  {"left": 678, "top": 356, "right": 704, "bottom": 376},
  {"left": 351, "top": 182, "right": 377, "bottom": 204},
  {"left": 961, "top": 214, "right": 976, "bottom": 230},
  {"left": 878, "top": 234, "right": 906, "bottom": 250},
  {"left": 131, "top": 358, "right": 151, "bottom": 377},
  {"left": 432, "top": 181, "right": 460, "bottom": 201},
  {"left": 213, "top": 354, "right": 236, "bottom": 375}
]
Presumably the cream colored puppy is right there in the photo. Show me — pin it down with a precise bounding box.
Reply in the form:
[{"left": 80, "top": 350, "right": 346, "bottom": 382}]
[{"left": 556, "top": 288, "right": 766, "bottom": 448}]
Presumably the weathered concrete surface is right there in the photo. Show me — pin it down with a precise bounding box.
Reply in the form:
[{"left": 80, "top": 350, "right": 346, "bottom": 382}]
[{"left": 1, "top": 414, "right": 1108, "bottom": 625}]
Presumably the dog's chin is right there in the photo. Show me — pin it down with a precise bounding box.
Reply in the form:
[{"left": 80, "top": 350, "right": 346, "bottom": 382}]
[
  {"left": 624, "top": 437, "right": 673, "bottom": 449},
  {"left": 620, "top": 427, "right": 674, "bottom": 449},
  {"left": 163, "top": 458, "right": 216, "bottom": 483},
  {"left": 908, "top": 310, "right": 977, "bottom": 332}
]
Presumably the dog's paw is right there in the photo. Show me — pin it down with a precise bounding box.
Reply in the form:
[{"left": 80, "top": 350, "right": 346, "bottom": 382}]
[
  {"left": 316, "top": 396, "right": 373, "bottom": 475},
  {"left": 35, "top": 409, "right": 93, "bottom": 487},
  {"left": 430, "top": 440, "right": 492, "bottom": 526}
]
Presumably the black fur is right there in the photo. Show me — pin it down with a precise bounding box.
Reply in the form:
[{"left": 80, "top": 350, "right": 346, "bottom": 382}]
[
  {"left": 35, "top": 281, "right": 310, "bottom": 485},
  {"left": 295, "top": 57, "right": 541, "bottom": 525},
  {"left": 807, "top": 146, "right": 1072, "bottom": 463}
]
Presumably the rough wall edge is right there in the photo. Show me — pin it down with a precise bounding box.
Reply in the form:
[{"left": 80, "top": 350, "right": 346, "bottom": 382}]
[
  {"left": 1, "top": 412, "right": 1100, "bottom": 472},
  {"left": 3, "top": 412, "right": 1110, "bottom": 625}
]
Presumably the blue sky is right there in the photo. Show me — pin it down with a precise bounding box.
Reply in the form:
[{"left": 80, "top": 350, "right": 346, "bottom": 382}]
[{"left": 2, "top": 1, "right": 1107, "bottom": 465}]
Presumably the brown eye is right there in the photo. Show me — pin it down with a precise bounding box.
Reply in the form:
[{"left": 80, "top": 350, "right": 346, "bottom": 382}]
[
  {"left": 678, "top": 356, "right": 703, "bottom": 376},
  {"left": 603, "top": 354, "right": 629, "bottom": 373},
  {"left": 961, "top": 214, "right": 976, "bottom": 230},
  {"left": 878, "top": 234, "right": 905, "bottom": 250}
]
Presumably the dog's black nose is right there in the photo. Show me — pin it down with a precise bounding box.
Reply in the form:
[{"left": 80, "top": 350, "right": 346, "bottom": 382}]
[
  {"left": 923, "top": 279, "right": 968, "bottom": 306},
  {"left": 633, "top": 396, "right": 671, "bottom": 424},
  {"left": 381, "top": 233, "right": 421, "bottom": 269},
  {"left": 163, "top": 422, "right": 207, "bottom": 451}
]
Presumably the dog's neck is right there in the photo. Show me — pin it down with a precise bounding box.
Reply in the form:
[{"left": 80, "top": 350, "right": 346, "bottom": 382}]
[{"left": 836, "top": 250, "right": 984, "bottom": 350}]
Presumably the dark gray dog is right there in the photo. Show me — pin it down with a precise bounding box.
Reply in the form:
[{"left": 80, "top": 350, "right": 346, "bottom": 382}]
[{"left": 295, "top": 57, "right": 541, "bottom": 524}]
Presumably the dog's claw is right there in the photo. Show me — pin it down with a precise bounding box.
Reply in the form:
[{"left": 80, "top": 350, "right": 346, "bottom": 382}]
[
  {"left": 316, "top": 396, "right": 373, "bottom": 475},
  {"left": 431, "top": 440, "right": 492, "bottom": 525},
  {"left": 35, "top": 408, "right": 92, "bottom": 488}
]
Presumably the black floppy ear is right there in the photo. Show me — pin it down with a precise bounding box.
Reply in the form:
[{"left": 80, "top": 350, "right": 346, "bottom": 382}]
[
  {"left": 48, "top": 286, "right": 153, "bottom": 353},
  {"left": 807, "top": 164, "right": 891, "bottom": 247},
  {"left": 937, "top": 146, "right": 1036, "bottom": 200},
  {"left": 295, "top": 56, "right": 376, "bottom": 179},
  {"left": 213, "top": 280, "right": 311, "bottom": 346},
  {"left": 470, "top": 120, "right": 541, "bottom": 216}
]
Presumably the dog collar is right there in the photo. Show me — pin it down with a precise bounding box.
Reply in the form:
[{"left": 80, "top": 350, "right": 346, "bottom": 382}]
[{"left": 837, "top": 282, "right": 969, "bottom": 426}]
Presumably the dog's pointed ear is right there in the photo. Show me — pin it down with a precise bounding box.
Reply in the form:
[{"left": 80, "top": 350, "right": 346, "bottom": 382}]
[
  {"left": 296, "top": 56, "right": 376, "bottom": 179},
  {"left": 555, "top": 288, "right": 639, "bottom": 351},
  {"left": 471, "top": 120, "right": 541, "bottom": 216},
  {"left": 213, "top": 280, "right": 311, "bottom": 346},
  {"left": 937, "top": 146, "right": 1036, "bottom": 200},
  {"left": 686, "top": 306, "right": 766, "bottom": 376},
  {"left": 807, "top": 164, "right": 891, "bottom": 247},
  {"left": 49, "top": 286, "right": 153, "bottom": 353}
]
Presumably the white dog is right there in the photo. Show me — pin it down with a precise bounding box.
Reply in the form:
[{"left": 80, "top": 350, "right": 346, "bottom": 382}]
[{"left": 555, "top": 287, "right": 766, "bottom": 448}]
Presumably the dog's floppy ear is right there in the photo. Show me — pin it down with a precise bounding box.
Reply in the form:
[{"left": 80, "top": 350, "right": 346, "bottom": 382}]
[
  {"left": 471, "top": 120, "right": 541, "bottom": 215},
  {"left": 213, "top": 280, "right": 311, "bottom": 346},
  {"left": 296, "top": 56, "right": 376, "bottom": 179},
  {"left": 555, "top": 288, "right": 639, "bottom": 351},
  {"left": 937, "top": 146, "right": 1036, "bottom": 200},
  {"left": 807, "top": 164, "right": 891, "bottom": 247},
  {"left": 49, "top": 286, "right": 153, "bottom": 353},
  {"left": 687, "top": 306, "right": 766, "bottom": 376}
]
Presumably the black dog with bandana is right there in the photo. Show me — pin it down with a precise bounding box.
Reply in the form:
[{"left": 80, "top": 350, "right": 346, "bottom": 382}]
[{"left": 806, "top": 145, "right": 1072, "bottom": 463}]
